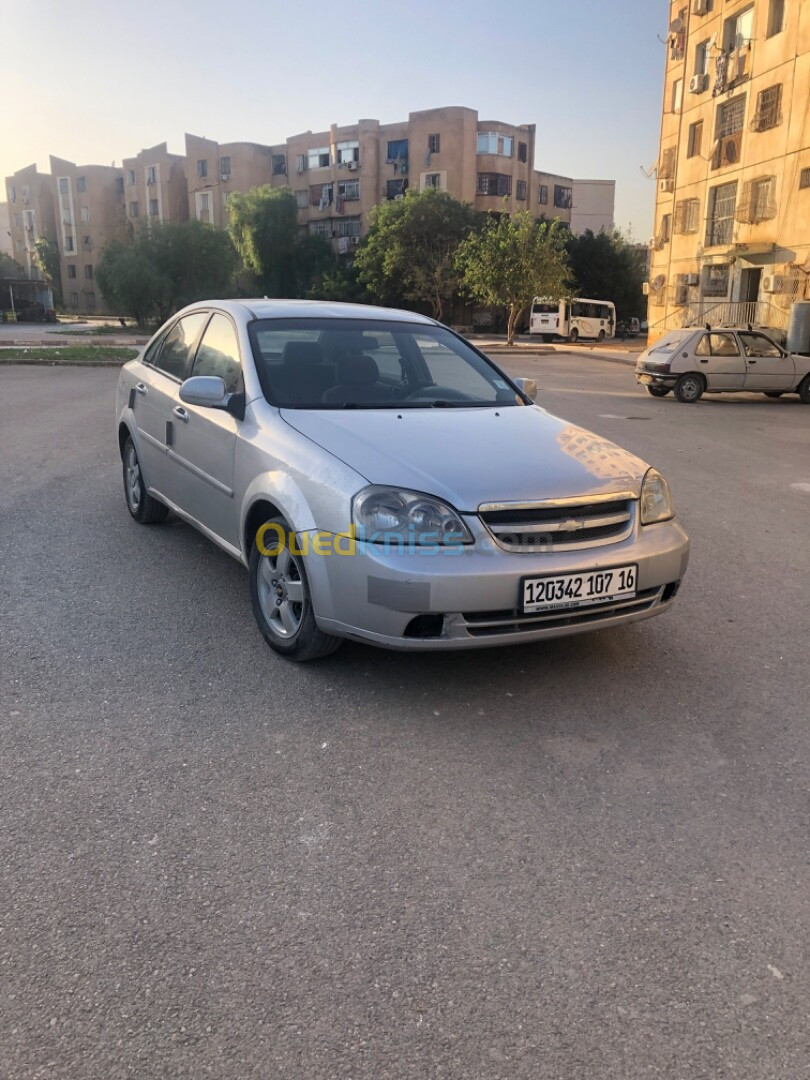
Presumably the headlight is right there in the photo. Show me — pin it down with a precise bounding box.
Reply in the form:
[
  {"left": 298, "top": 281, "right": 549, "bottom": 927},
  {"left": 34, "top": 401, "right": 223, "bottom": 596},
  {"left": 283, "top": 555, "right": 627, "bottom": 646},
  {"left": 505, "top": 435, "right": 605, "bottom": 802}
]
[
  {"left": 353, "top": 486, "right": 473, "bottom": 545},
  {"left": 640, "top": 468, "right": 674, "bottom": 525}
]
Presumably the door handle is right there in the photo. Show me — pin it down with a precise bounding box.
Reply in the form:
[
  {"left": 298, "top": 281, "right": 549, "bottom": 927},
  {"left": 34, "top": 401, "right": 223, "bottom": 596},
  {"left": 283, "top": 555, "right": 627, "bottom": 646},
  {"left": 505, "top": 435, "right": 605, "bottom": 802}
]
[
  {"left": 748, "top": 360, "right": 757, "bottom": 364},
  {"left": 173, "top": 406, "right": 189, "bottom": 423},
  {"left": 135, "top": 382, "right": 147, "bottom": 395}
]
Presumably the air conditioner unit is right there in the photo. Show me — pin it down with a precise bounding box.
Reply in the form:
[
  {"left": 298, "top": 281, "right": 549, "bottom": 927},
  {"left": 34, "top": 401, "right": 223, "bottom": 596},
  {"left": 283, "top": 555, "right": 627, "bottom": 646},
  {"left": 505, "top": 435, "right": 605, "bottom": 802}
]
[
  {"left": 660, "top": 178, "right": 675, "bottom": 193},
  {"left": 347, "top": 161, "right": 357, "bottom": 171},
  {"left": 762, "top": 275, "right": 780, "bottom": 293},
  {"left": 693, "top": 0, "right": 708, "bottom": 14},
  {"left": 690, "top": 73, "right": 709, "bottom": 94},
  {"left": 686, "top": 273, "right": 700, "bottom": 286}
]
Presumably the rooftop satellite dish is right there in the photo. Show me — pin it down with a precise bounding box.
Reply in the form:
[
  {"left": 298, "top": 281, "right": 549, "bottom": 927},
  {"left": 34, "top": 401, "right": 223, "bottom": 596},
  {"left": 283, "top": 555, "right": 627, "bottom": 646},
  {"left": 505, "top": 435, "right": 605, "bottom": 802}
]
[{"left": 670, "top": 16, "right": 685, "bottom": 32}]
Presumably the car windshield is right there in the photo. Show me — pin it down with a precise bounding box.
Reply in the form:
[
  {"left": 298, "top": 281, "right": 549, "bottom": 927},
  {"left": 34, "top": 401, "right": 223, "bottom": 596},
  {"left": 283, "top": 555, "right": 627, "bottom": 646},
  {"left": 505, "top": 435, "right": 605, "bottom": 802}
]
[
  {"left": 648, "top": 331, "right": 694, "bottom": 355},
  {"left": 248, "top": 318, "right": 525, "bottom": 409}
]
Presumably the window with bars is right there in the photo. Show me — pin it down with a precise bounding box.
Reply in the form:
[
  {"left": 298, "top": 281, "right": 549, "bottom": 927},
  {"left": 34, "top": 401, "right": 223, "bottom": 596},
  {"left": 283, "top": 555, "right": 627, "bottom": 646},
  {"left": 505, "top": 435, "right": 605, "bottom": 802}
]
[
  {"left": 518, "top": 141, "right": 527, "bottom": 163},
  {"left": 84, "top": 264, "right": 94, "bottom": 280},
  {"left": 219, "top": 156, "right": 231, "bottom": 179},
  {"left": 149, "top": 198, "right": 159, "bottom": 217},
  {"left": 295, "top": 190, "right": 309, "bottom": 209},
  {"left": 147, "top": 166, "right": 157, "bottom": 185},
  {"left": 539, "top": 184, "right": 549, "bottom": 205},
  {"left": 702, "top": 264, "right": 731, "bottom": 297},
  {"left": 554, "top": 184, "right": 572, "bottom": 209},
  {"left": 753, "top": 85, "right": 782, "bottom": 131},
  {"left": 516, "top": 179, "right": 527, "bottom": 201},
  {"left": 736, "top": 176, "right": 777, "bottom": 223},
  {"left": 477, "top": 173, "right": 512, "bottom": 196},
  {"left": 335, "top": 217, "right": 361, "bottom": 238},
  {"left": 423, "top": 173, "right": 442, "bottom": 190},
  {"left": 674, "top": 199, "right": 700, "bottom": 234},
  {"left": 272, "top": 154, "right": 287, "bottom": 176},
  {"left": 706, "top": 182, "right": 737, "bottom": 246},
  {"left": 337, "top": 179, "right": 359, "bottom": 200},
  {"left": 659, "top": 147, "right": 676, "bottom": 179},
  {"left": 427, "top": 133, "right": 440, "bottom": 154},
  {"left": 716, "top": 95, "right": 746, "bottom": 138},
  {"left": 687, "top": 121, "right": 704, "bottom": 159},
  {"left": 197, "top": 159, "right": 208, "bottom": 178}
]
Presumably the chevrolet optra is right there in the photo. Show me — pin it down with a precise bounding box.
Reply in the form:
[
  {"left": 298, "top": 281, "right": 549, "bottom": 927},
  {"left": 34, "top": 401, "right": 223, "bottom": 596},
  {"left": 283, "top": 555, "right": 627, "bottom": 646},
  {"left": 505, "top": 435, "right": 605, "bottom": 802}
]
[{"left": 116, "top": 301, "right": 689, "bottom": 660}]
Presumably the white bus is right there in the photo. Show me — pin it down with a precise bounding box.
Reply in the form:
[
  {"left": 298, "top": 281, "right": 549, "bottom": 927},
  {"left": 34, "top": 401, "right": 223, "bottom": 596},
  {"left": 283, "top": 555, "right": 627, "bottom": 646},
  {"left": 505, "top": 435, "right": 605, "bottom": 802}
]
[{"left": 529, "top": 297, "right": 616, "bottom": 343}]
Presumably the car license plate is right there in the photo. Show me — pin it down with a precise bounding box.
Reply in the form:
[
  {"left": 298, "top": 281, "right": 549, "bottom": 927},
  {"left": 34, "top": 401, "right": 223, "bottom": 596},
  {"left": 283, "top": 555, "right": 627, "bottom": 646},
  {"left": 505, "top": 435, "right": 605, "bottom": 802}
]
[{"left": 522, "top": 565, "right": 638, "bottom": 613}]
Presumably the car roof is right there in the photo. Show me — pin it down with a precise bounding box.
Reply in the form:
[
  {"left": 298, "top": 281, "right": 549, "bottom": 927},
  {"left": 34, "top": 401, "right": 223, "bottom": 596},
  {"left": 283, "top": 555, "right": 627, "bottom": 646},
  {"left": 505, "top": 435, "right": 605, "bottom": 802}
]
[{"left": 177, "top": 299, "right": 438, "bottom": 325}]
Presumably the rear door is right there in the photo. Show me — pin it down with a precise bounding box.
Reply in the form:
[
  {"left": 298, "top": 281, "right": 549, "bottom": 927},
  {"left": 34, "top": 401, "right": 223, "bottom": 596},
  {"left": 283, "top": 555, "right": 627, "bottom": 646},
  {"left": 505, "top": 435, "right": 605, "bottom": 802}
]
[
  {"left": 738, "top": 332, "right": 796, "bottom": 391},
  {"left": 133, "top": 312, "right": 208, "bottom": 500},
  {"left": 694, "top": 332, "right": 746, "bottom": 389},
  {"left": 167, "top": 312, "right": 242, "bottom": 546}
]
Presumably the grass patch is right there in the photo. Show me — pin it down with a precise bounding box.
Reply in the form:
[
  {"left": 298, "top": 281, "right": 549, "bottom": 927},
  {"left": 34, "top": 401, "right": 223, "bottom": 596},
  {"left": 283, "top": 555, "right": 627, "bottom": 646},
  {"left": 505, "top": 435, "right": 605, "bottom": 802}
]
[
  {"left": 54, "top": 324, "right": 150, "bottom": 337},
  {"left": 0, "top": 346, "right": 139, "bottom": 364}
]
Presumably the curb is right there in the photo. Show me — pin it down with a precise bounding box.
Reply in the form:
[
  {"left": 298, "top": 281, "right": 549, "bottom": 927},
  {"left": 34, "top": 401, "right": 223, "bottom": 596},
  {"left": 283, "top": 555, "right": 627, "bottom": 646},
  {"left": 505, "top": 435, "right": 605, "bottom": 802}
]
[{"left": 0, "top": 358, "right": 128, "bottom": 367}]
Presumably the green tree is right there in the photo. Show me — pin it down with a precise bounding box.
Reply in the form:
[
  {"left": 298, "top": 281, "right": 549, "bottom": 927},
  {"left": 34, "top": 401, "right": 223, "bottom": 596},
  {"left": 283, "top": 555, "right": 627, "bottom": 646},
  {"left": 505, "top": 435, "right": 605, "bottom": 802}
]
[
  {"left": 566, "top": 229, "right": 646, "bottom": 322},
  {"left": 227, "top": 185, "right": 334, "bottom": 298},
  {"left": 0, "top": 254, "right": 26, "bottom": 279},
  {"left": 32, "top": 238, "right": 63, "bottom": 306},
  {"left": 456, "top": 210, "right": 571, "bottom": 344},
  {"left": 96, "top": 220, "right": 238, "bottom": 324},
  {"left": 355, "top": 189, "right": 483, "bottom": 320}
]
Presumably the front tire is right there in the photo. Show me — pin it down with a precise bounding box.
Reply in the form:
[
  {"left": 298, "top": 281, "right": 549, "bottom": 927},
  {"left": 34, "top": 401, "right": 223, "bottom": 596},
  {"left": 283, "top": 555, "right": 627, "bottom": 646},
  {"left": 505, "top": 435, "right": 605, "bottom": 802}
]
[
  {"left": 568, "top": 328, "right": 579, "bottom": 344},
  {"left": 798, "top": 375, "right": 810, "bottom": 404},
  {"left": 646, "top": 385, "right": 671, "bottom": 398},
  {"left": 597, "top": 329, "right": 606, "bottom": 342},
  {"left": 674, "top": 373, "right": 705, "bottom": 403},
  {"left": 249, "top": 517, "right": 342, "bottom": 662},
  {"left": 122, "top": 436, "right": 168, "bottom": 524}
]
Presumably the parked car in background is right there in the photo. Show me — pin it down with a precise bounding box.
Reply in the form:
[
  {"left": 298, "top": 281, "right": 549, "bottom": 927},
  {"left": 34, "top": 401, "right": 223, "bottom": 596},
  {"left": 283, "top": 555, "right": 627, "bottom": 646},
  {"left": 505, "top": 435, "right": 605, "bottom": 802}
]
[
  {"left": 117, "top": 300, "right": 689, "bottom": 661},
  {"left": 636, "top": 327, "right": 810, "bottom": 403}
]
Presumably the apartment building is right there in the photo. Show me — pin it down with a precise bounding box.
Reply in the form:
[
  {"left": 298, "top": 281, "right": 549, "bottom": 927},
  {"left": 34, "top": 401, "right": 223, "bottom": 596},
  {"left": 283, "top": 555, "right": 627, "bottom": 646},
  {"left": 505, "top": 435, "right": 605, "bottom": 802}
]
[
  {"left": 0, "top": 203, "right": 12, "bottom": 257},
  {"left": 4, "top": 104, "right": 615, "bottom": 312},
  {"left": 186, "top": 135, "right": 279, "bottom": 229},
  {"left": 5, "top": 164, "right": 57, "bottom": 277},
  {"left": 48, "top": 156, "right": 125, "bottom": 313},
  {"left": 121, "top": 143, "right": 188, "bottom": 228},
  {"left": 649, "top": 0, "right": 810, "bottom": 342}
]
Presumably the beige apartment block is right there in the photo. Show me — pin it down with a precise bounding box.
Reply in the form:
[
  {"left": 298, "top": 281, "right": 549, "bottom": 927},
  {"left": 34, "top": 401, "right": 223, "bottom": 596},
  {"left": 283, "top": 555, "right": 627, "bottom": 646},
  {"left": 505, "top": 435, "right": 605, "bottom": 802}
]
[
  {"left": 5, "top": 165, "right": 57, "bottom": 277},
  {"left": 121, "top": 143, "right": 188, "bottom": 228},
  {"left": 49, "top": 156, "right": 125, "bottom": 313},
  {"left": 536, "top": 171, "right": 574, "bottom": 227},
  {"left": 649, "top": 0, "right": 810, "bottom": 342},
  {"left": 186, "top": 134, "right": 279, "bottom": 229}
]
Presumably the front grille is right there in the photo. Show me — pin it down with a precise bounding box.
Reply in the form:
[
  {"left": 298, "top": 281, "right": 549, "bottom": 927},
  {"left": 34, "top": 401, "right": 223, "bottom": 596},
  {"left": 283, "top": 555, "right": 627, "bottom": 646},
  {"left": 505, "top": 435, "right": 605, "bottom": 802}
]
[
  {"left": 461, "top": 588, "right": 661, "bottom": 637},
  {"left": 479, "top": 496, "right": 636, "bottom": 552}
]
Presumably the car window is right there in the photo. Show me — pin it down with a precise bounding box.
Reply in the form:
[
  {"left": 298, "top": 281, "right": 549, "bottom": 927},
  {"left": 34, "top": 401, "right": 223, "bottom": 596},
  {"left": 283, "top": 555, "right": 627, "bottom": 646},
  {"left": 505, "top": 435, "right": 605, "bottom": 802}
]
[
  {"left": 650, "top": 331, "right": 693, "bottom": 354},
  {"left": 738, "top": 332, "right": 782, "bottom": 358},
  {"left": 248, "top": 319, "right": 521, "bottom": 408},
  {"left": 696, "top": 333, "right": 739, "bottom": 357},
  {"left": 192, "top": 313, "right": 243, "bottom": 394},
  {"left": 155, "top": 313, "right": 208, "bottom": 380}
]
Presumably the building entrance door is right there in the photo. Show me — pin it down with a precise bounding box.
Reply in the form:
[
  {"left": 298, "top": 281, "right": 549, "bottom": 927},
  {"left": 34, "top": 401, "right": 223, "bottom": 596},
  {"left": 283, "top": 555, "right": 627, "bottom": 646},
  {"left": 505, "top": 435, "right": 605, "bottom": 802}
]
[{"left": 739, "top": 267, "right": 762, "bottom": 303}]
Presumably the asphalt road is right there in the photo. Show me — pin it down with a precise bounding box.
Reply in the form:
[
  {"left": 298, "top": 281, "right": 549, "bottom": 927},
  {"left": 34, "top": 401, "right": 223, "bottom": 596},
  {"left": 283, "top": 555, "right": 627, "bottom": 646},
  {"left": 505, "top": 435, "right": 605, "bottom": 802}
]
[{"left": 1, "top": 358, "right": 808, "bottom": 1080}]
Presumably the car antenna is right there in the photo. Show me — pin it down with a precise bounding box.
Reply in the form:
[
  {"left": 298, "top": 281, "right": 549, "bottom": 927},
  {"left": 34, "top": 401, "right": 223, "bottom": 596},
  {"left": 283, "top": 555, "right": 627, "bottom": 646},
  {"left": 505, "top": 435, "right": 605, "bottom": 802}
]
[{"left": 705, "top": 322, "right": 711, "bottom": 331}]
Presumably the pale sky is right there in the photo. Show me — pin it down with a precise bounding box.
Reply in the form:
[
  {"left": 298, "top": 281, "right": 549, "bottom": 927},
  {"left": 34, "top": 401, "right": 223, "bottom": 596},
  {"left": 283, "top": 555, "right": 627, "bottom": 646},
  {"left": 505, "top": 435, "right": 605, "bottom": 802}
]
[{"left": 2, "top": 0, "right": 667, "bottom": 237}]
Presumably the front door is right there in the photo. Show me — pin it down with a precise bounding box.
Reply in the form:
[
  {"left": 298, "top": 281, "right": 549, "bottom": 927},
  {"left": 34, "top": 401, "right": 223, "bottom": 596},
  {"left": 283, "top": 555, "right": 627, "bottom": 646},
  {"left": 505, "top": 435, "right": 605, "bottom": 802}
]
[
  {"left": 694, "top": 332, "right": 746, "bottom": 389},
  {"left": 167, "top": 313, "right": 242, "bottom": 547},
  {"left": 738, "top": 331, "right": 796, "bottom": 391},
  {"left": 739, "top": 267, "right": 762, "bottom": 304}
]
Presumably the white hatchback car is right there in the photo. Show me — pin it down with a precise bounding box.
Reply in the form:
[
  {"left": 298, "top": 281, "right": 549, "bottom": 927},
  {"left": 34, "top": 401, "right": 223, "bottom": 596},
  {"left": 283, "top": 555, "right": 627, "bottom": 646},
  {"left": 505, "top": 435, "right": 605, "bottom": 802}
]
[
  {"left": 117, "top": 300, "right": 689, "bottom": 661},
  {"left": 636, "top": 327, "right": 810, "bottom": 403}
]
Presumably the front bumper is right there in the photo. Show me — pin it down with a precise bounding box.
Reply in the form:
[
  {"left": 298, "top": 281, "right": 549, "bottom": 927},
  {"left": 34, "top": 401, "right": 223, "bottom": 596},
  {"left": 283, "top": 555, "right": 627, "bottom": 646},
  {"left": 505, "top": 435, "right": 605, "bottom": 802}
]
[
  {"left": 636, "top": 370, "right": 678, "bottom": 388},
  {"left": 304, "top": 516, "right": 690, "bottom": 651}
]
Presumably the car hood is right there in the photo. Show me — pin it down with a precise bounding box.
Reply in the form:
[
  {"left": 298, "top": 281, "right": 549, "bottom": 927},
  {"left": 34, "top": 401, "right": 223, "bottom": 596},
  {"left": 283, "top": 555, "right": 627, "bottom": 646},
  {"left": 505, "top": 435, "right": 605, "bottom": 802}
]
[{"left": 281, "top": 405, "right": 649, "bottom": 510}]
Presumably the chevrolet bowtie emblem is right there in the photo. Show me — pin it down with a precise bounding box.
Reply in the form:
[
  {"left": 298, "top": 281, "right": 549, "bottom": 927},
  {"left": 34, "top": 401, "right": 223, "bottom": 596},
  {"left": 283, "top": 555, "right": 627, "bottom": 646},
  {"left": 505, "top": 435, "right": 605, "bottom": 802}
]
[{"left": 560, "top": 518, "right": 585, "bottom": 531}]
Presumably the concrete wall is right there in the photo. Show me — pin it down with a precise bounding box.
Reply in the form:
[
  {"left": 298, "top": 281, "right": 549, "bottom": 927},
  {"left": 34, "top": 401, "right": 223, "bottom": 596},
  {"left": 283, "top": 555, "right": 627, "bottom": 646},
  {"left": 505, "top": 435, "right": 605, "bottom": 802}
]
[{"left": 571, "top": 179, "right": 616, "bottom": 235}]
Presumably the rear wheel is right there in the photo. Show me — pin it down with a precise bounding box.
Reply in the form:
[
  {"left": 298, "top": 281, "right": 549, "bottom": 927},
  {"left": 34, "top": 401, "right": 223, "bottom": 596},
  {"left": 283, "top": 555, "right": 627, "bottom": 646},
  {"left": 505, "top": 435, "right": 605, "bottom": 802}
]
[
  {"left": 646, "top": 385, "right": 671, "bottom": 398},
  {"left": 797, "top": 375, "right": 810, "bottom": 404},
  {"left": 674, "top": 373, "right": 705, "bottom": 404},
  {"left": 122, "top": 436, "right": 168, "bottom": 524},
  {"left": 568, "top": 328, "right": 579, "bottom": 344},
  {"left": 597, "top": 329, "right": 606, "bottom": 342},
  {"left": 249, "top": 516, "right": 342, "bottom": 662}
]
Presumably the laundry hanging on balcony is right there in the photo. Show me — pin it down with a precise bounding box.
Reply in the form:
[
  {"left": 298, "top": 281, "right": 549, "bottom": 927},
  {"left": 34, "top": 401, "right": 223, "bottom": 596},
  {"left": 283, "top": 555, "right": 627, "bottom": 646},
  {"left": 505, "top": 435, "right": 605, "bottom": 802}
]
[{"left": 713, "top": 52, "right": 729, "bottom": 97}]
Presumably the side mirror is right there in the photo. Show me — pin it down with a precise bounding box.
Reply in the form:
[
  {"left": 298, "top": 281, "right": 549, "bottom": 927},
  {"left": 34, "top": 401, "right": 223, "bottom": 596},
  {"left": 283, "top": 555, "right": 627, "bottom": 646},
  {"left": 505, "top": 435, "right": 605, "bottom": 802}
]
[
  {"left": 179, "top": 376, "right": 245, "bottom": 420},
  {"left": 514, "top": 377, "right": 538, "bottom": 402}
]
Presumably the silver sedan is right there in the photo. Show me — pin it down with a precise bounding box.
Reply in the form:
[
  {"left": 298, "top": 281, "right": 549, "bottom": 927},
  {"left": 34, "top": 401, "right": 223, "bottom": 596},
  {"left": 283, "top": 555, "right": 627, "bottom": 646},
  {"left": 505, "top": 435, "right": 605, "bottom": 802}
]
[{"left": 117, "top": 301, "right": 689, "bottom": 660}]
